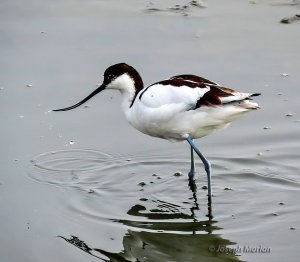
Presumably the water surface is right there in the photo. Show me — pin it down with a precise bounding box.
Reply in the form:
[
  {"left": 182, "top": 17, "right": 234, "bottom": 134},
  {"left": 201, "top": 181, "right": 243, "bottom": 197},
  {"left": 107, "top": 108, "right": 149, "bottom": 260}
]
[{"left": 1, "top": 0, "right": 300, "bottom": 261}]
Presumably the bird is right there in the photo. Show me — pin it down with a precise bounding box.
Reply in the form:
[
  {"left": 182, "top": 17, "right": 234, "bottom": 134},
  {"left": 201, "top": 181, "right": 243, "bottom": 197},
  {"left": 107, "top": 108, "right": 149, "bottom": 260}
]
[{"left": 53, "top": 63, "right": 260, "bottom": 201}]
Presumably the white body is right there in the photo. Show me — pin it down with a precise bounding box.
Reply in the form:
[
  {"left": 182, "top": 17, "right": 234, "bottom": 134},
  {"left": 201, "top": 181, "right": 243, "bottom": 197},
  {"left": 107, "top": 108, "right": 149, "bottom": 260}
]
[{"left": 112, "top": 74, "right": 258, "bottom": 142}]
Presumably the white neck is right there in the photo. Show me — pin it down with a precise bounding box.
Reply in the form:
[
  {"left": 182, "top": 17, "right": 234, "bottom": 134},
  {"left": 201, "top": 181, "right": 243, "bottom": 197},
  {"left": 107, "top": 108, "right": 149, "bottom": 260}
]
[
  {"left": 120, "top": 86, "right": 135, "bottom": 114},
  {"left": 108, "top": 73, "right": 137, "bottom": 113}
]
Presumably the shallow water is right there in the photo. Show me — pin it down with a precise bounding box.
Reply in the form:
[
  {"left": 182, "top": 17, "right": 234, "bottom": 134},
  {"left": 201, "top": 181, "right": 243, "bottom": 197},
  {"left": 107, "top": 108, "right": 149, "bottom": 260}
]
[{"left": 1, "top": 0, "right": 300, "bottom": 261}]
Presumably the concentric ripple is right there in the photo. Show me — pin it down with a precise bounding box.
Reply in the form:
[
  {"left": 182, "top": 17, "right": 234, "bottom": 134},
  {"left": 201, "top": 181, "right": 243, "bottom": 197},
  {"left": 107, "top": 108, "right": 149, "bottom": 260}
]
[
  {"left": 27, "top": 148, "right": 300, "bottom": 235},
  {"left": 28, "top": 148, "right": 213, "bottom": 231},
  {"left": 30, "top": 149, "right": 114, "bottom": 172},
  {"left": 28, "top": 149, "right": 116, "bottom": 186},
  {"left": 28, "top": 149, "right": 189, "bottom": 187}
]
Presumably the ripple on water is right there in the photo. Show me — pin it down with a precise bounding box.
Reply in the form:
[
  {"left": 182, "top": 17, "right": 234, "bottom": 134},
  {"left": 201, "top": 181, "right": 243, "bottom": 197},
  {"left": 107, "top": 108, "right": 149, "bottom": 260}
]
[
  {"left": 28, "top": 149, "right": 189, "bottom": 187},
  {"left": 28, "top": 149, "right": 115, "bottom": 186},
  {"left": 28, "top": 149, "right": 215, "bottom": 231},
  {"left": 28, "top": 148, "right": 300, "bottom": 235}
]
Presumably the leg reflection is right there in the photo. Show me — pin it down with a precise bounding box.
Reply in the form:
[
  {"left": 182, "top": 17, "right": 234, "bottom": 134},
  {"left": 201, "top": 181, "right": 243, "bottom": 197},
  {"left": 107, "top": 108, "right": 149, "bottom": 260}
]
[{"left": 188, "top": 177, "right": 213, "bottom": 221}]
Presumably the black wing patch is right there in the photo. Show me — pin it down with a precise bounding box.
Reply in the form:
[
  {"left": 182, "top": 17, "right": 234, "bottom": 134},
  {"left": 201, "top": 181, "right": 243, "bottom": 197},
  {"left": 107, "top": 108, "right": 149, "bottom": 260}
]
[{"left": 169, "top": 74, "right": 219, "bottom": 86}]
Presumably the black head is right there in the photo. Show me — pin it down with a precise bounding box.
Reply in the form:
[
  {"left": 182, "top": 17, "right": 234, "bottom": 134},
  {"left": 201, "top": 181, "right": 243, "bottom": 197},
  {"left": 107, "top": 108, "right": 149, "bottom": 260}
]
[
  {"left": 103, "top": 63, "right": 142, "bottom": 86},
  {"left": 53, "top": 63, "right": 143, "bottom": 111}
]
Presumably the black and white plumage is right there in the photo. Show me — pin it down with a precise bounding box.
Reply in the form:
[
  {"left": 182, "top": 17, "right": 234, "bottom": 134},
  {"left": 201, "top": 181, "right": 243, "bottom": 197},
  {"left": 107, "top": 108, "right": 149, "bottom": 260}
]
[{"left": 53, "top": 63, "right": 261, "bottom": 201}]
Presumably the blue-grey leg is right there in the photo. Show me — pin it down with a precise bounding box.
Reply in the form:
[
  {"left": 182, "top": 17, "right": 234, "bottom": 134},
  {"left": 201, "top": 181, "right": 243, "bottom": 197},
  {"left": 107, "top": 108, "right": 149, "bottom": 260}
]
[
  {"left": 188, "top": 140, "right": 195, "bottom": 178},
  {"left": 186, "top": 136, "right": 212, "bottom": 200}
]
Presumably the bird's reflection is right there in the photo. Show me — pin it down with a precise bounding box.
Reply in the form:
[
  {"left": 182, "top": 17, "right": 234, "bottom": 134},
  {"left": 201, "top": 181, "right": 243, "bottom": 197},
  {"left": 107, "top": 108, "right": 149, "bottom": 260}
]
[
  {"left": 59, "top": 178, "right": 240, "bottom": 261},
  {"left": 188, "top": 178, "right": 212, "bottom": 220}
]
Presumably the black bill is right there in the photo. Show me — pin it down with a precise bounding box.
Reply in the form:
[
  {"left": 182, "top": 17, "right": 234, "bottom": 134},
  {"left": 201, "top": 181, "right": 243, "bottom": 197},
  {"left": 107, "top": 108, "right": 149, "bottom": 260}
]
[{"left": 53, "top": 84, "right": 105, "bottom": 111}]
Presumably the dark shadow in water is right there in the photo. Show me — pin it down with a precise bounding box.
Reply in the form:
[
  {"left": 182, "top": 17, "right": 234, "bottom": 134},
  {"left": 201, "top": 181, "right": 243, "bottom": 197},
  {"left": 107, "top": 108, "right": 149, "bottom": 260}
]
[
  {"left": 59, "top": 228, "right": 241, "bottom": 262},
  {"left": 58, "top": 220, "right": 240, "bottom": 262},
  {"left": 58, "top": 179, "right": 241, "bottom": 262}
]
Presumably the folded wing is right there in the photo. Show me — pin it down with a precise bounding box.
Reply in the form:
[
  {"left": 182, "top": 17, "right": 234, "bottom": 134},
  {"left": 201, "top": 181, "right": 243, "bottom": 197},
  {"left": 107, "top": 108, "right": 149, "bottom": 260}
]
[{"left": 139, "top": 74, "right": 260, "bottom": 110}]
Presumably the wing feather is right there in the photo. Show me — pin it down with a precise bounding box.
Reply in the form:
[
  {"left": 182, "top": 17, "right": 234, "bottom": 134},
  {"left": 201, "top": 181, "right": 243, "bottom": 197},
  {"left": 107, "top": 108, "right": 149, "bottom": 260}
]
[
  {"left": 169, "top": 74, "right": 219, "bottom": 86},
  {"left": 139, "top": 74, "right": 260, "bottom": 110},
  {"left": 139, "top": 77, "right": 209, "bottom": 109}
]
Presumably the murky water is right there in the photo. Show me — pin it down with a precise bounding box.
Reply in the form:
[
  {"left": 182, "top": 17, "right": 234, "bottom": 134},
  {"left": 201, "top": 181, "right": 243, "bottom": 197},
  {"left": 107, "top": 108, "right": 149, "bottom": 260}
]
[{"left": 1, "top": 0, "right": 300, "bottom": 261}]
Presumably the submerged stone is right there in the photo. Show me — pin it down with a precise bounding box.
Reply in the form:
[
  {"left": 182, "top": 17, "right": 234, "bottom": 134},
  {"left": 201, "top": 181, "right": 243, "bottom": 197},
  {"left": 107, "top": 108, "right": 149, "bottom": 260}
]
[
  {"left": 257, "top": 152, "right": 263, "bottom": 156},
  {"left": 173, "top": 172, "right": 183, "bottom": 177}
]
